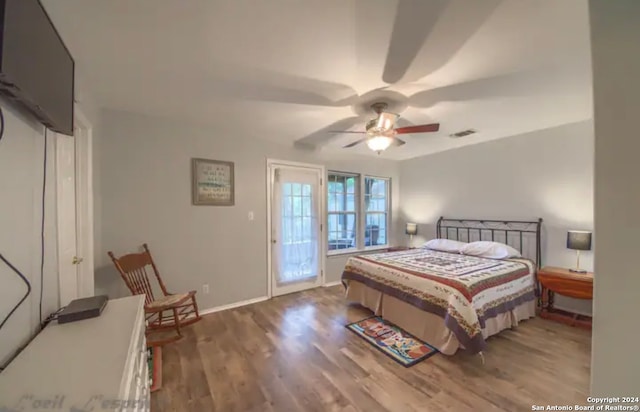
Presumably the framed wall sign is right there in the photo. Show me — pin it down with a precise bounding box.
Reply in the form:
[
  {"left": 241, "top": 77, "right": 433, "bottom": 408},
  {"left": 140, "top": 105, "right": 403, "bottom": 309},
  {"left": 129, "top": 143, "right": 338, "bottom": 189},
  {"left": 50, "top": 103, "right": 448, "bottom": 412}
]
[{"left": 191, "top": 158, "right": 235, "bottom": 206}]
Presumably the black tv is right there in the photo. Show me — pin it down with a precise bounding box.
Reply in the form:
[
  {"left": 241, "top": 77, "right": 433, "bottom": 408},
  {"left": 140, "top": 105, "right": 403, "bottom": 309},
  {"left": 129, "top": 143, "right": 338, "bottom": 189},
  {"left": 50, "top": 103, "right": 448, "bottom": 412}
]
[{"left": 0, "top": 0, "right": 74, "bottom": 136}]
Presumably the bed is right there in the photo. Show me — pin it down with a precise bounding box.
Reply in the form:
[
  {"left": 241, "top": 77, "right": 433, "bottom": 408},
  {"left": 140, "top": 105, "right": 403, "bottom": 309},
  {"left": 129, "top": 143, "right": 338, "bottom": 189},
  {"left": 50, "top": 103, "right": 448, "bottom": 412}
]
[{"left": 341, "top": 217, "right": 543, "bottom": 355}]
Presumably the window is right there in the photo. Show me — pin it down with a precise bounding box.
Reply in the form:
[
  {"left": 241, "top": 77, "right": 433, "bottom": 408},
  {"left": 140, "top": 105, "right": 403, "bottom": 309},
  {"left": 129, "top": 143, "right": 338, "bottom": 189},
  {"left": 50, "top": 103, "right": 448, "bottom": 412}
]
[
  {"left": 364, "top": 176, "right": 389, "bottom": 247},
  {"left": 327, "top": 172, "right": 390, "bottom": 253},
  {"left": 327, "top": 173, "right": 358, "bottom": 251}
]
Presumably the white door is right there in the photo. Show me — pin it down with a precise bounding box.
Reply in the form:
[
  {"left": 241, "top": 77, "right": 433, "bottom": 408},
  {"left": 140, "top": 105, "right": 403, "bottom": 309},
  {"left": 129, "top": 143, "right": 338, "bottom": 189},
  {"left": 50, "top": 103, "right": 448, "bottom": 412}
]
[
  {"left": 57, "top": 110, "right": 94, "bottom": 306},
  {"left": 57, "top": 133, "right": 80, "bottom": 306},
  {"left": 269, "top": 162, "right": 324, "bottom": 296}
]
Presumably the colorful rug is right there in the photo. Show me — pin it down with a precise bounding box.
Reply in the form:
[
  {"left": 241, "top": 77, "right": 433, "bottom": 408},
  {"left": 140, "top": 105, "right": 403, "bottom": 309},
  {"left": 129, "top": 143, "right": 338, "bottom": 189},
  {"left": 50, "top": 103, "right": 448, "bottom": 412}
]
[
  {"left": 148, "top": 346, "right": 162, "bottom": 392},
  {"left": 346, "top": 316, "right": 438, "bottom": 367}
]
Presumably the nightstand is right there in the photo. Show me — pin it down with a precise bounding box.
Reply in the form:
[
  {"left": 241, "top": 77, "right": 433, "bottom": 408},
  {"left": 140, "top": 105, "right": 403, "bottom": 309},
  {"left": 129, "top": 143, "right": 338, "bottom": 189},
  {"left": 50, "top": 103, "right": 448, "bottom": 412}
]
[{"left": 537, "top": 266, "right": 593, "bottom": 329}]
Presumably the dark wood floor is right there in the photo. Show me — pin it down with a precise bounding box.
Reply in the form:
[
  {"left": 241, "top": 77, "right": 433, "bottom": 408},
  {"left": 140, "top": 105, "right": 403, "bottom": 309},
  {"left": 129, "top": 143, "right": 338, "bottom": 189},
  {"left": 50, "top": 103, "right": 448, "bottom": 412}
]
[{"left": 151, "top": 285, "right": 591, "bottom": 412}]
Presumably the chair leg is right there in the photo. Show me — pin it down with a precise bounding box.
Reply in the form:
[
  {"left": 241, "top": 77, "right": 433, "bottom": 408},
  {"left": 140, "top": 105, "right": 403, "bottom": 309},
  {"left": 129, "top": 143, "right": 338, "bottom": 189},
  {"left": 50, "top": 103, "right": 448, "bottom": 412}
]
[
  {"left": 173, "top": 307, "right": 182, "bottom": 338},
  {"left": 192, "top": 296, "right": 201, "bottom": 319}
]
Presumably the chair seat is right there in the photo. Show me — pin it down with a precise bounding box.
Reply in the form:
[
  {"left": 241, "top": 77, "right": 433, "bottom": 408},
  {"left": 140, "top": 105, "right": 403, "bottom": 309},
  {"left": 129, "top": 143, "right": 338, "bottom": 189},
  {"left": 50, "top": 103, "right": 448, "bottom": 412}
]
[{"left": 147, "top": 293, "right": 191, "bottom": 308}]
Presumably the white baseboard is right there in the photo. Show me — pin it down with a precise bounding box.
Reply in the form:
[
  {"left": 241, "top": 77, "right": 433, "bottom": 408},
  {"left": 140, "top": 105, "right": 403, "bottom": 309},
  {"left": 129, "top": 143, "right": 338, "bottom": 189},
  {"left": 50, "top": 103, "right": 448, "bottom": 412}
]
[
  {"left": 323, "top": 281, "right": 342, "bottom": 287},
  {"left": 199, "top": 296, "right": 269, "bottom": 316}
]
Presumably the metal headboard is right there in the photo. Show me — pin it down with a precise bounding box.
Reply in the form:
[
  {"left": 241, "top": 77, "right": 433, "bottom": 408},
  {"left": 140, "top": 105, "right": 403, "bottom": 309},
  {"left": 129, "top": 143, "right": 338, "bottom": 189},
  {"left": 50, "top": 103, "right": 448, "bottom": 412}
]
[{"left": 436, "top": 217, "right": 543, "bottom": 268}]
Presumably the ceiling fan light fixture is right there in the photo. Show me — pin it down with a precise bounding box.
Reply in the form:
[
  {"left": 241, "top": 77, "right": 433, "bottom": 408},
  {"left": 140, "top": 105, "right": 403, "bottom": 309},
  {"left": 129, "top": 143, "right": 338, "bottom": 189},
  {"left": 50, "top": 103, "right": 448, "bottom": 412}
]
[
  {"left": 366, "top": 135, "right": 393, "bottom": 154},
  {"left": 374, "top": 112, "right": 398, "bottom": 131}
]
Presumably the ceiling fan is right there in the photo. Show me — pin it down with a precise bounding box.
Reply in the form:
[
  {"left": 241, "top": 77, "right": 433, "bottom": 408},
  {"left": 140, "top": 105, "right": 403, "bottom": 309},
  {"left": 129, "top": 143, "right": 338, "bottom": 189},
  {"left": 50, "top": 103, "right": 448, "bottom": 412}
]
[{"left": 331, "top": 102, "right": 440, "bottom": 154}]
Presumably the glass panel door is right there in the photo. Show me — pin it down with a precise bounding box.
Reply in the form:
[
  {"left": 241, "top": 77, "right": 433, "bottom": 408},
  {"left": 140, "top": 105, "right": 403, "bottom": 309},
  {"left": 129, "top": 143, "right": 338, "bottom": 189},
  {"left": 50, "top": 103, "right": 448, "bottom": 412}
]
[{"left": 271, "top": 165, "right": 322, "bottom": 296}]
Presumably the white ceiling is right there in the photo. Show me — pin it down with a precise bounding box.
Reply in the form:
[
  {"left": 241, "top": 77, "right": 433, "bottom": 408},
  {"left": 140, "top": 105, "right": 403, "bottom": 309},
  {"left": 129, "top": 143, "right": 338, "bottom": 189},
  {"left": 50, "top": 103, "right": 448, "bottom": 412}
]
[{"left": 42, "top": 0, "right": 593, "bottom": 160}]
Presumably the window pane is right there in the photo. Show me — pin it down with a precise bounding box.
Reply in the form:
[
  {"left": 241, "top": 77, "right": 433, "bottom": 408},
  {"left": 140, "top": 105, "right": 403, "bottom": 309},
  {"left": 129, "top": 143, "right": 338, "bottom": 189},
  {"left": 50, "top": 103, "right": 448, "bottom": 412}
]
[
  {"left": 335, "top": 175, "right": 345, "bottom": 193},
  {"left": 376, "top": 180, "right": 387, "bottom": 195},
  {"left": 379, "top": 215, "right": 387, "bottom": 245},
  {"left": 328, "top": 193, "right": 337, "bottom": 212},
  {"left": 365, "top": 213, "right": 387, "bottom": 246},
  {"left": 346, "top": 194, "right": 355, "bottom": 212},
  {"left": 302, "top": 217, "right": 311, "bottom": 241},
  {"left": 346, "top": 177, "right": 356, "bottom": 194},
  {"left": 328, "top": 214, "right": 338, "bottom": 233},
  {"left": 283, "top": 183, "right": 292, "bottom": 196},
  {"left": 336, "top": 192, "right": 345, "bottom": 212},
  {"left": 283, "top": 196, "right": 292, "bottom": 217},
  {"left": 346, "top": 213, "right": 356, "bottom": 235},
  {"left": 365, "top": 197, "right": 376, "bottom": 212},
  {"left": 292, "top": 183, "right": 302, "bottom": 196},
  {"left": 302, "top": 196, "right": 311, "bottom": 217},
  {"left": 302, "top": 184, "right": 311, "bottom": 196},
  {"left": 378, "top": 227, "right": 387, "bottom": 245},
  {"left": 293, "top": 196, "right": 302, "bottom": 217}
]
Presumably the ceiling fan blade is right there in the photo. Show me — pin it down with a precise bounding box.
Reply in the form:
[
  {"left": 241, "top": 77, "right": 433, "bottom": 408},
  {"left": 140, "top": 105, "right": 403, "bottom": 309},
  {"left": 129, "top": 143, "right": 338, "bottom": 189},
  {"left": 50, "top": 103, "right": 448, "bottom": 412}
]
[
  {"left": 393, "top": 137, "right": 406, "bottom": 146},
  {"left": 399, "top": 0, "right": 502, "bottom": 83},
  {"left": 395, "top": 124, "right": 440, "bottom": 134},
  {"left": 343, "top": 138, "right": 368, "bottom": 148},
  {"left": 382, "top": 0, "right": 448, "bottom": 84},
  {"left": 294, "top": 117, "right": 361, "bottom": 150},
  {"left": 329, "top": 131, "right": 366, "bottom": 134}
]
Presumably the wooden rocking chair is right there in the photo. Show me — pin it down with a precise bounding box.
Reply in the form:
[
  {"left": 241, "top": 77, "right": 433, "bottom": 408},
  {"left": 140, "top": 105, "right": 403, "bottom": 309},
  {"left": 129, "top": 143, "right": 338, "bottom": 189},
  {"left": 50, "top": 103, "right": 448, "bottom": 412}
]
[{"left": 108, "top": 244, "right": 201, "bottom": 346}]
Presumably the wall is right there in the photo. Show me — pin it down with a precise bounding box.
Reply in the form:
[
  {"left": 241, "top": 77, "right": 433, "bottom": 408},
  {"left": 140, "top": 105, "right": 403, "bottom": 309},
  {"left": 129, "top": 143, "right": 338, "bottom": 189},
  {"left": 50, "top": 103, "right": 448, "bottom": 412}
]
[
  {"left": 94, "top": 110, "right": 400, "bottom": 309},
  {"left": 399, "top": 120, "right": 594, "bottom": 314},
  {"left": 590, "top": 0, "right": 640, "bottom": 395},
  {"left": 0, "top": 101, "right": 59, "bottom": 365}
]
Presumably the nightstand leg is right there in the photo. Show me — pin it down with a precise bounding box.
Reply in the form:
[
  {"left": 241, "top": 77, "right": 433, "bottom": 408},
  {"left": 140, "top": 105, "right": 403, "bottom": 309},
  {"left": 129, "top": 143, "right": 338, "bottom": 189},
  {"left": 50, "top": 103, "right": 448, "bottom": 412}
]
[{"left": 540, "top": 286, "right": 548, "bottom": 312}]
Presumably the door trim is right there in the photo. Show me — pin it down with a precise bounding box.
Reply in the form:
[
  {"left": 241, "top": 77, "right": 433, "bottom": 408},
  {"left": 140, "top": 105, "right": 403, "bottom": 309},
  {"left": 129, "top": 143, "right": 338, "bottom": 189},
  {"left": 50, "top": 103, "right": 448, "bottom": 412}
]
[
  {"left": 74, "top": 108, "right": 95, "bottom": 299},
  {"left": 56, "top": 107, "right": 94, "bottom": 304},
  {"left": 266, "top": 159, "right": 326, "bottom": 298}
]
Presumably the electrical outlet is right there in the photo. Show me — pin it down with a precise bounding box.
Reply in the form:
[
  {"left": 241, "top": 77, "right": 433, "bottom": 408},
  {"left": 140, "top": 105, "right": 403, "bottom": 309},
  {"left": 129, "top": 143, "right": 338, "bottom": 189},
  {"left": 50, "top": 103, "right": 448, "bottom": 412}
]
[
  {"left": 202, "top": 284, "right": 210, "bottom": 294},
  {"left": 248, "top": 211, "right": 254, "bottom": 221}
]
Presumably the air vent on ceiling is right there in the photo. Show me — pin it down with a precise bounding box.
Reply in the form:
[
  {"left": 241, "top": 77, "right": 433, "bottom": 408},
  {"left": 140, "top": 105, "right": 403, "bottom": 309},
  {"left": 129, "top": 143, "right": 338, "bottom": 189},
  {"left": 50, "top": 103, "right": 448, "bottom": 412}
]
[{"left": 449, "top": 129, "right": 477, "bottom": 138}]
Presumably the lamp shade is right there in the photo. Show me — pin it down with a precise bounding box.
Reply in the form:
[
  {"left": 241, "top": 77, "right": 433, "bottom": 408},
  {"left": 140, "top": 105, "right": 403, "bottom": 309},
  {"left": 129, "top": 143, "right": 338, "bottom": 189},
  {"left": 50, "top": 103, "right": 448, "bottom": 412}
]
[
  {"left": 567, "top": 231, "right": 592, "bottom": 251},
  {"left": 405, "top": 222, "right": 418, "bottom": 236}
]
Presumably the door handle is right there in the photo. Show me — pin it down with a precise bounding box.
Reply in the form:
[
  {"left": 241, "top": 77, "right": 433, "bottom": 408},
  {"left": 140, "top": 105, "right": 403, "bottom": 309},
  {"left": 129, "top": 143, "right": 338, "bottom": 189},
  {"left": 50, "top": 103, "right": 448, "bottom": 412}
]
[
  {"left": 72, "top": 256, "right": 84, "bottom": 265},
  {"left": 271, "top": 239, "right": 277, "bottom": 244}
]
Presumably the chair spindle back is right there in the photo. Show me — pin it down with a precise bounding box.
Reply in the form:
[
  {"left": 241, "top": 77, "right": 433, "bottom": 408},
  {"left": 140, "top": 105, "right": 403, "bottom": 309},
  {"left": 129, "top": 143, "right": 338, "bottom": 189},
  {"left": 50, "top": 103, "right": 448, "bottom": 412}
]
[{"left": 108, "top": 244, "right": 169, "bottom": 306}]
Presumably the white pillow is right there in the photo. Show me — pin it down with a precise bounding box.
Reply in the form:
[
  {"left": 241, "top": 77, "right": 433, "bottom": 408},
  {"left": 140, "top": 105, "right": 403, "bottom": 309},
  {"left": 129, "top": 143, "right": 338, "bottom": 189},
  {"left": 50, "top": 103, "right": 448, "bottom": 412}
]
[
  {"left": 423, "top": 238, "right": 467, "bottom": 253},
  {"left": 460, "top": 241, "right": 522, "bottom": 259}
]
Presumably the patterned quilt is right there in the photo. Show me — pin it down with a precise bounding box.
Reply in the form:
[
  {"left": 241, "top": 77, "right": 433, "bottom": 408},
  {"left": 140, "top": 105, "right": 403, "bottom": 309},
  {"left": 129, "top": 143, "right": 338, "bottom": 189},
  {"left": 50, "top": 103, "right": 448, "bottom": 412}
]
[{"left": 341, "top": 248, "right": 536, "bottom": 354}]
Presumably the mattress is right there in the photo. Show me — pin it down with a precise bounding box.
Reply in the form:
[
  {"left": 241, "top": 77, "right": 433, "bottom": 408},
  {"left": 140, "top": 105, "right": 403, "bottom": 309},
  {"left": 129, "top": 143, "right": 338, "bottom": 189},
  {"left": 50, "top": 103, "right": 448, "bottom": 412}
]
[{"left": 341, "top": 248, "right": 537, "bottom": 354}]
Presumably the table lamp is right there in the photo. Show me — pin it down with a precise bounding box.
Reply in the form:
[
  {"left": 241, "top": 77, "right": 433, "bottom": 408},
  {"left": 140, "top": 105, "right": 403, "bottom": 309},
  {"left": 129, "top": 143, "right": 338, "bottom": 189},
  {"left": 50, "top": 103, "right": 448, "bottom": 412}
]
[
  {"left": 406, "top": 223, "right": 418, "bottom": 246},
  {"left": 567, "top": 230, "right": 592, "bottom": 273}
]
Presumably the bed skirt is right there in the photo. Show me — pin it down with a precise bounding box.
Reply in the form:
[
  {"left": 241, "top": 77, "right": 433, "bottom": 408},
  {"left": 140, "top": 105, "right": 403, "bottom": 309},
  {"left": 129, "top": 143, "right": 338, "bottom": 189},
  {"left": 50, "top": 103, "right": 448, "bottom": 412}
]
[{"left": 345, "top": 280, "right": 536, "bottom": 355}]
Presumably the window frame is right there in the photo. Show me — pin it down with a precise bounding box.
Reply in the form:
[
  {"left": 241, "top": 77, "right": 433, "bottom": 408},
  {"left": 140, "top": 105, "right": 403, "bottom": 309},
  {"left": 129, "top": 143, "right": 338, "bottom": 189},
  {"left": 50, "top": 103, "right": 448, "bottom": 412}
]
[
  {"left": 362, "top": 175, "right": 391, "bottom": 251},
  {"left": 326, "top": 171, "right": 391, "bottom": 256},
  {"left": 327, "top": 172, "right": 359, "bottom": 255}
]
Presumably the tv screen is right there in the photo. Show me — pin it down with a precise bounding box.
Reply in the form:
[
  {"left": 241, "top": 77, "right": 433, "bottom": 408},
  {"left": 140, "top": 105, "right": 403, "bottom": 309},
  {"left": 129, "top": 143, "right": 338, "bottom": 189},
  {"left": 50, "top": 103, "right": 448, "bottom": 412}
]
[{"left": 0, "top": 0, "right": 74, "bottom": 135}]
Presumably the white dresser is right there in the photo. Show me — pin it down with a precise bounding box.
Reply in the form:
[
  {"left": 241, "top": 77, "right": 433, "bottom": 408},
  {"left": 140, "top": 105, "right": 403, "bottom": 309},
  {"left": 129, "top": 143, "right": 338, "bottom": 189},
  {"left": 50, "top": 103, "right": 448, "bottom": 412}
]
[{"left": 0, "top": 295, "right": 149, "bottom": 412}]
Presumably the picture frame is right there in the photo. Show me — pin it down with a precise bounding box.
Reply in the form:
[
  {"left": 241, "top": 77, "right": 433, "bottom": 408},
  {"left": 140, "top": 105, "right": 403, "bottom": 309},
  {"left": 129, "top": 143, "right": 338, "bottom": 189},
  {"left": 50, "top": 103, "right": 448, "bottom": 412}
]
[{"left": 191, "top": 158, "right": 235, "bottom": 206}]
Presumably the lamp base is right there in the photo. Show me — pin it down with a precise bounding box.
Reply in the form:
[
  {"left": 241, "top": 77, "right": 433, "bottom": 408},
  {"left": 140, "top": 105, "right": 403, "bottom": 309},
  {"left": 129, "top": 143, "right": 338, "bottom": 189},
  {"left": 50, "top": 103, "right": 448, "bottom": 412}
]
[{"left": 569, "top": 268, "right": 587, "bottom": 274}]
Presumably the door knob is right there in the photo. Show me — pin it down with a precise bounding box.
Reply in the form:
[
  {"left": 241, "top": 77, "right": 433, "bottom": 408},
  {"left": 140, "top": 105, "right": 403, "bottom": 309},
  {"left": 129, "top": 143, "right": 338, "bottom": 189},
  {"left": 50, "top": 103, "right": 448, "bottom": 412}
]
[
  {"left": 271, "top": 239, "right": 277, "bottom": 244},
  {"left": 72, "top": 256, "right": 84, "bottom": 265}
]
